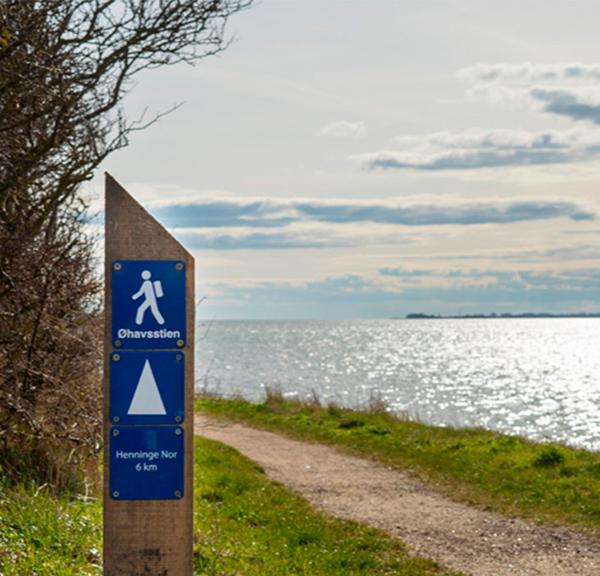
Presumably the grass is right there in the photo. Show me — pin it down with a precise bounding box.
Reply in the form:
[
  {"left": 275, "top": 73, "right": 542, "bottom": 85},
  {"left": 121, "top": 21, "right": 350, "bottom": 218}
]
[
  {"left": 0, "top": 437, "right": 460, "bottom": 575},
  {"left": 0, "top": 479, "right": 101, "bottom": 575},
  {"left": 193, "top": 436, "right": 459, "bottom": 575},
  {"left": 196, "top": 393, "right": 600, "bottom": 534}
]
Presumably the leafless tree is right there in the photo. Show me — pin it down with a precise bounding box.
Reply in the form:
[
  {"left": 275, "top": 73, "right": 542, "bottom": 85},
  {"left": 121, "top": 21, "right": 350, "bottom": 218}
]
[{"left": 0, "top": 0, "right": 251, "bottom": 489}]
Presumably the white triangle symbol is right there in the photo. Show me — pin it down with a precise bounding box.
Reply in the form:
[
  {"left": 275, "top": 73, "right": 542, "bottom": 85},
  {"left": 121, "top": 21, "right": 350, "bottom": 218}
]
[{"left": 128, "top": 359, "right": 167, "bottom": 415}]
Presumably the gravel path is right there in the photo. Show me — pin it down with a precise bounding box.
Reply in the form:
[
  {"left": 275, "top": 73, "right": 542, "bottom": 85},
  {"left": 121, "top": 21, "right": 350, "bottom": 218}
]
[{"left": 195, "top": 415, "right": 600, "bottom": 576}]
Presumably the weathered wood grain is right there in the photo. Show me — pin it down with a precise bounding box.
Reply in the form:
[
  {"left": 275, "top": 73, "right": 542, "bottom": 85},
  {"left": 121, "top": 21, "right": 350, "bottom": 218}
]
[{"left": 104, "top": 174, "right": 194, "bottom": 576}]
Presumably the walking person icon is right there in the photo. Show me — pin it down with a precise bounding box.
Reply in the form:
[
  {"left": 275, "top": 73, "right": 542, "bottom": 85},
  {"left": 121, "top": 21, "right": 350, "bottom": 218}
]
[{"left": 132, "top": 270, "right": 165, "bottom": 325}]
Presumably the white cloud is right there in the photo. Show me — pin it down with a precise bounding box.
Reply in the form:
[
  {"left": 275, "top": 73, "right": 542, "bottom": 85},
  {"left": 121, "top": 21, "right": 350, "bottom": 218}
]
[
  {"left": 353, "top": 63, "right": 600, "bottom": 173},
  {"left": 459, "top": 62, "right": 600, "bottom": 126},
  {"left": 319, "top": 120, "right": 366, "bottom": 139},
  {"left": 355, "top": 128, "right": 600, "bottom": 171},
  {"left": 145, "top": 194, "right": 595, "bottom": 245},
  {"left": 457, "top": 63, "right": 600, "bottom": 85}
]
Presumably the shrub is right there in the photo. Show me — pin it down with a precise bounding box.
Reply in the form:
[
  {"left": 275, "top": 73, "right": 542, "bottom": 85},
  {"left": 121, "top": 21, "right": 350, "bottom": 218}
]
[{"left": 533, "top": 447, "right": 565, "bottom": 468}]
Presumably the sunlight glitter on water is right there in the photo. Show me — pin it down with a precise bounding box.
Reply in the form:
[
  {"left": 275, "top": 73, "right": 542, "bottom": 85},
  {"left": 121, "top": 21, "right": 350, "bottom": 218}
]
[{"left": 196, "top": 319, "right": 600, "bottom": 450}]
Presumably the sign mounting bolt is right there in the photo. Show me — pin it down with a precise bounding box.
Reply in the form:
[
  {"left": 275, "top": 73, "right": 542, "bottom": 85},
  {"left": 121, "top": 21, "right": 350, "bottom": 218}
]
[
  {"left": 176, "top": 262, "right": 184, "bottom": 271},
  {"left": 174, "top": 490, "right": 182, "bottom": 498},
  {"left": 112, "top": 429, "right": 120, "bottom": 437},
  {"left": 114, "top": 340, "right": 121, "bottom": 348},
  {"left": 112, "top": 491, "right": 120, "bottom": 498},
  {"left": 175, "top": 428, "right": 182, "bottom": 435},
  {"left": 176, "top": 339, "right": 184, "bottom": 348},
  {"left": 114, "top": 262, "right": 122, "bottom": 271},
  {"left": 113, "top": 416, "right": 120, "bottom": 423},
  {"left": 112, "top": 353, "right": 120, "bottom": 362},
  {"left": 175, "top": 416, "right": 182, "bottom": 422}
]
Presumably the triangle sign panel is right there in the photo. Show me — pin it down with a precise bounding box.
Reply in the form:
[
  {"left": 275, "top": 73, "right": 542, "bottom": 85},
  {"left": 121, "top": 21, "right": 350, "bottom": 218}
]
[
  {"left": 128, "top": 360, "right": 167, "bottom": 415},
  {"left": 110, "top": 351, "right": 184, "bottom": 425}
]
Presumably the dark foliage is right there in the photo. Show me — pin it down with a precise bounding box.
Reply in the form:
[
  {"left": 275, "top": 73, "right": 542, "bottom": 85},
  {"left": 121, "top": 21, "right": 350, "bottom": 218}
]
[{"left": 0, "top": 0, "right": 250, "bottom": 489}]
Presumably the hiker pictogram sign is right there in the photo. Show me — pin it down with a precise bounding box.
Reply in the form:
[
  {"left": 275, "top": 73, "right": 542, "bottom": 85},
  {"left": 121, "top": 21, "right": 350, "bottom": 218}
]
[
  {"left": 109, "top": 351, "right": 185, "bottom": 425},
  {"left": 111, "top": 259, "right": 186, "bottom": 349}
]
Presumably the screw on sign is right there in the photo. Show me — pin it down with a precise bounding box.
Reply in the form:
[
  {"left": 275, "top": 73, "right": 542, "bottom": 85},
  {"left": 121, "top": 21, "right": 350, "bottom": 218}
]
[{"left": 104, "top": 174, "right": 194, "bottom": 576}]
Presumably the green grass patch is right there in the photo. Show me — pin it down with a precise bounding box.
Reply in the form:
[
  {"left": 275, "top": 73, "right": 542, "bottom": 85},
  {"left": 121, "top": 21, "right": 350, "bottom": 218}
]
[
  {"left": 196, "top": 394, "right": 600, "bottom": 533},
  {"left": 0, "top": 480, "right": 101, "bottom": 575},
  {"left": 0, "top": 437, "right": 458, "bottom": 575}
]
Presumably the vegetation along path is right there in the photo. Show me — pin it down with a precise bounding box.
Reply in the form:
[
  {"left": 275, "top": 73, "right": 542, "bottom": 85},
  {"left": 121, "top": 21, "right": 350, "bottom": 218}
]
[{"left": 195, "top": 415, "right": 600, "bottom": 576}]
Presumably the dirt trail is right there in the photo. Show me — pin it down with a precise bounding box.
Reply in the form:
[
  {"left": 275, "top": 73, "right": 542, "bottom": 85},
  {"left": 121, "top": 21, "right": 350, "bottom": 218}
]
[{"left": 195, "top": 415, "right": 600, "bottom": 576}]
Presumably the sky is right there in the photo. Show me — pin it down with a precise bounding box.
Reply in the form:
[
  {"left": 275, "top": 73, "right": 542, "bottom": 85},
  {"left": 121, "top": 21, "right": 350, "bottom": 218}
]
[{"left": 89, "top": 0, "right": 600, "bottom": 319}]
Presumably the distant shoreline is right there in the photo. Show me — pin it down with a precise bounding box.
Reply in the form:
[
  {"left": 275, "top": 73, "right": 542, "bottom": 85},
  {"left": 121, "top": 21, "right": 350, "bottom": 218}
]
[{"left": 403, "top": 313, "right": 600, "bottom": 319}]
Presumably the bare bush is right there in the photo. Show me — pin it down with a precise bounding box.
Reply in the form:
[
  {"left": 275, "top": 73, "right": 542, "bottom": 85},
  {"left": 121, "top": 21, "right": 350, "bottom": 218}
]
[
  {"left": 0, "top": 0, "right": 250, "bottom": 490},
  {"left": 0, "top": 205, "right": 102, "bottom": 490}
]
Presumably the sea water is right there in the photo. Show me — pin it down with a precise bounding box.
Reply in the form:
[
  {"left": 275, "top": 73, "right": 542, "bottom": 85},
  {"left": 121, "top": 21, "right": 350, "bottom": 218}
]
[{"left": 196, "top": 318, "right": 600, "bottom": 450}]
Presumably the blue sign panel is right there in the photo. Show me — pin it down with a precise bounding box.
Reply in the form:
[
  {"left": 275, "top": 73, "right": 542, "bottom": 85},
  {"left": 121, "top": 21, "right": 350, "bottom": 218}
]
[
  {"left": 110, "top": 426, "right": 184, "bottom": 500},
  {"left": 110, "top": 351, "right": 184, "bottom": 425},
  {"left": 112, "top": 260, "right": 186, "bottom": 349}
]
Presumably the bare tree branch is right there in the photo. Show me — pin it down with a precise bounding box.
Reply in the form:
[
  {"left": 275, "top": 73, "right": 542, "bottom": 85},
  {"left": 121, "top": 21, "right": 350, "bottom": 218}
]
[{"left": 0, "top": 0, "right": 251, "bottom": 490}]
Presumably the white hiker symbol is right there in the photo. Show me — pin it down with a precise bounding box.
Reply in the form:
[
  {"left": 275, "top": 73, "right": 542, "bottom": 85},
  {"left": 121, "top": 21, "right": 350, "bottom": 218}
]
[{"left": 132, "top": 270, "right": 165, "bottom": 325}]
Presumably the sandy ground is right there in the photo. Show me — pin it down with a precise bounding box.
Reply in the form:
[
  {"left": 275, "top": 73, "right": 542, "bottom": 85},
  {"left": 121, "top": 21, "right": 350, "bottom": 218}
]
[{"left": 195, "top": 415, "right": 600, "bottom": 576}]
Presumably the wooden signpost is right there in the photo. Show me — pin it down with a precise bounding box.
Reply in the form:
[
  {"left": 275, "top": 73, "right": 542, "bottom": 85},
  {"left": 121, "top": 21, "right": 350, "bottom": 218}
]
[{"left": 104, "top": 174, "right": 194, "bottom": 575}]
